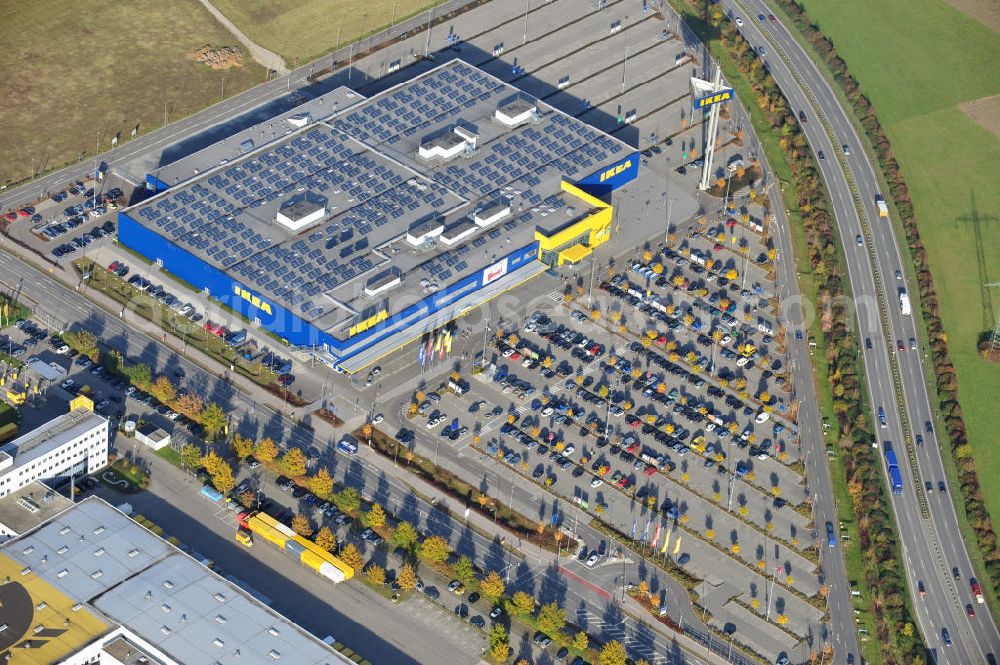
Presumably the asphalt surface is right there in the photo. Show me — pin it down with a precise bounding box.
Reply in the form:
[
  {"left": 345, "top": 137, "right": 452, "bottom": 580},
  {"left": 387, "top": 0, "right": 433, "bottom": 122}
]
[
  {"left": 90, "top": 463, "right": 483, "bottom": 665},
  {"left": 0, "top": 243, "right": 732, "bottom": 665},
  {"left": 723, "top": 1, "right": 1000, "bottom": 662}
]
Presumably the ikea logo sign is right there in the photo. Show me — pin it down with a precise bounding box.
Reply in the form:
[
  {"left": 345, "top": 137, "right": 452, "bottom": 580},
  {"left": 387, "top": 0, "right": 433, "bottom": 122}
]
[
  {"left": 694, "top": 89, "right": 733, "bottom": 109},
  {"left": 233, "top": 284, "right": 273, "bottom": 316},
  {"left": 349, "top": 309, "right": 388, "bottom": 337},
  {"left": 599, "top": 160, "right": 633, "bottom": 183}
]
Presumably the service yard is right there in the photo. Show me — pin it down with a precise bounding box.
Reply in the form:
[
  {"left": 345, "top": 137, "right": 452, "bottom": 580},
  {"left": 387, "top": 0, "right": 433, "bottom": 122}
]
[{"left": 0, "top": 0, "right": 263, "bottom": 187}]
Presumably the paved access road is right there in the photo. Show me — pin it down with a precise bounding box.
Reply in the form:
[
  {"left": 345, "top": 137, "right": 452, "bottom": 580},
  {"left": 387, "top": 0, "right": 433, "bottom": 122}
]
[{"left": 722, "top": 1, "right": 1000, "bottom": 662}]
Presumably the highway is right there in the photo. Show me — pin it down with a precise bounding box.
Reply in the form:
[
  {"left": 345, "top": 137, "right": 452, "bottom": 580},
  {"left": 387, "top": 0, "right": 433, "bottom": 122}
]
[{"left": 721, "top": 0, "right": 1000, "bottom": 662}]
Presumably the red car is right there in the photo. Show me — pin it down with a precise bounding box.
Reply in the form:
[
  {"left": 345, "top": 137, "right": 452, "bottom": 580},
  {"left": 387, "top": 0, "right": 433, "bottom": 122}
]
[
  {"left": 16, "top": 209, "right": 30, "bottom": 218},
  {"left": 2, "top": 212, "right": 16, "bottom": 222},
  {"left": 108, "top": 261, "right": 120, "bottom": 272},
  {"left": 896, "top": 339, "right": 905, "bottom": 352}
]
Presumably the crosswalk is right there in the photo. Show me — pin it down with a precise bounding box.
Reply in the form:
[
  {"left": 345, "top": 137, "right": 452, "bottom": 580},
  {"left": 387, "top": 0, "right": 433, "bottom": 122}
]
[{"left": 545, "top": 289, "right": 563, "bottom": 302}]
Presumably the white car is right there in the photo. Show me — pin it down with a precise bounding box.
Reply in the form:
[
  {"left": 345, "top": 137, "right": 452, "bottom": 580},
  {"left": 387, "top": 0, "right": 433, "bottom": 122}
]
[
  {"left": 591, "top": 478, "right": 604, "bottom": 488},
  {"left": 502, "top": 349, "right": 515, "bottom": 357},
  {"left": 735, "top": 16, "right": 744, "bottom": 26},
  {"left": 586, "top": 553, "right": 601, "bottom": 567},
  {"left": 60, "top": 379, "right": 75, "bottom": 390},
  {"left": 562, "top": 445, "right": 575, "bottom": 456},
  {"left": 55, "top": 344, "right": 70, "bottom": 355},
  {"left": 372, "top": 413, "right": 384, "bottom": 424},
  {"left": 754, "top": 411, "right": 770, "bottom": 424}
]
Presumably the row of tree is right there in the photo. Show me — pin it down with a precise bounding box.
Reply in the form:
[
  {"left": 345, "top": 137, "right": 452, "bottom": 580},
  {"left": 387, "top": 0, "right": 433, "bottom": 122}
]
[
  {"left": 771, "top": 0, "right": 1000, "bottom": 613},
  {"left": 693, "top": 4, "right": 927, "bottom": 662},
  {"left": 60, "top": 330, "right": 234, "bottom": 441},
  {"left": 203, "top": 430, "right": 638, "bottom": 664}
]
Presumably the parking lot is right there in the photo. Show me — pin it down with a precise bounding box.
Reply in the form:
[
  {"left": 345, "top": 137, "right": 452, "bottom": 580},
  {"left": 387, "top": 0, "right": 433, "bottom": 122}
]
[{"left": 388, "top": 197, "right": 825, "bottom": 657}]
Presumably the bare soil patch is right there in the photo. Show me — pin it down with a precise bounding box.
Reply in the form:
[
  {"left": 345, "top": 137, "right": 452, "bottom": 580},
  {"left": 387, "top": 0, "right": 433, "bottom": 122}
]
[
  {"left": 960, "top": 94, "right": 1000, "bottom": 140},
  {"left": 942, "top": 0, "right": 1000, "bottom": 32},
  {"left": 190, "top": 44, "right": 245, "bottom": 70}
]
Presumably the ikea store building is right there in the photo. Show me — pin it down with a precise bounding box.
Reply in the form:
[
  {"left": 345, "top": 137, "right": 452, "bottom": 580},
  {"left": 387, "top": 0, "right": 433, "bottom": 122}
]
[{"left": 119, "top": 61, "right": 638, "bottom": 372}]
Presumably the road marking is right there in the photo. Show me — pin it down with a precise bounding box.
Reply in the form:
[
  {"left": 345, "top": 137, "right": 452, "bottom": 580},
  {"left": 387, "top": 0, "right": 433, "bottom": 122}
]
[
  {"left": 546, "top": 290, "right": 563, "bottom": 302},
  {"left": 555, "top": 564, "right": 611, "bottom": 599}
]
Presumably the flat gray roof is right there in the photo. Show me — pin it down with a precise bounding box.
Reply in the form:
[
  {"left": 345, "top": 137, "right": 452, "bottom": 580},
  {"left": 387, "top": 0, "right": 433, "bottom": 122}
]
[
  {"left": 279, "top": 192, "right": 325, "bottom": 220},
  {"left": 125, "top": 60, "right": 632, "bottom": 338},
  {"left": 146, "top": 86, "right": 365, "bottom": 187},
  {"left": 0, "top": 408, "right": 106, "bottom": 476},
  {"left": 4, "top": 498, "right": 352, "bottom": 665},
  {"left": 0, "top": 480, "right": 73, "bottom": 537},
  {"left": 498, "top": 97, "right": 536, "bottom": 117},
  {"left": 102, "top": 635, "right": 167, "bottom": 665},
  {"left": 421, "top": 129, "right": 467, "bottom": 151}
]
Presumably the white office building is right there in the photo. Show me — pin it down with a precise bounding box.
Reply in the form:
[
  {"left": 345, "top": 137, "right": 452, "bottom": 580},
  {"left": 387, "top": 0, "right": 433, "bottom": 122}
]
[{"left": 0, "top": 400, "right": 108, "bottom": 499}]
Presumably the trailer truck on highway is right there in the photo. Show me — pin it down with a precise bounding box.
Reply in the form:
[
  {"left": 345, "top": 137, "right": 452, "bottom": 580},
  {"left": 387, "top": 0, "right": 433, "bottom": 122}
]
[
  {"left": 899, "top": 289, "right": 911, "bottom": 316},
  {"left": 883, "top": 441, "right": 904, "bottom": 494}
]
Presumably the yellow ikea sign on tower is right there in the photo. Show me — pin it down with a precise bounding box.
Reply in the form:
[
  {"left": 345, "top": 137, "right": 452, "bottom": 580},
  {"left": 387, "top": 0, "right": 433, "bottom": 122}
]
[
  {"left": 694, "top": 89, "right": 733, "bottom": 109},
  {"left": 233, "top": 284, "right": 273, "bottom": 316}
]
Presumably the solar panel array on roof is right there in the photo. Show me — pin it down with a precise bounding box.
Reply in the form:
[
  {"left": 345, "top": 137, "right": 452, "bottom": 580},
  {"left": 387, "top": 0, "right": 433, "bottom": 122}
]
[{"left": 127, "top": 60, "right": 633, "bottom": 327}]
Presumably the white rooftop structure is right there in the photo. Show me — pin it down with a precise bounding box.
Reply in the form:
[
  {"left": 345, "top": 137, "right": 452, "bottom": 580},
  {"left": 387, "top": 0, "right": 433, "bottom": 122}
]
[
  {"left": 417, "top": 124, "right": 479, "bottom": 161},
  {"left": 0, "top": 406, "right": 108, "bottom": 498},
  {"left": 0, "top": 498, "right": 353, "bottom": 665},
  {"left": 495, "top": 97, "right": 537, "bottom": 127},
  {"left": 276, "top": 192, "right": 327, "bottom": 231}
]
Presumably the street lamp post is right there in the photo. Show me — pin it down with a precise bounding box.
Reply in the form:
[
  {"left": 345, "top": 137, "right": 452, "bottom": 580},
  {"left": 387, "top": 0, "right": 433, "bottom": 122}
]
[{"left": 522, "top": 0, "right": 530, "bottom": 45}]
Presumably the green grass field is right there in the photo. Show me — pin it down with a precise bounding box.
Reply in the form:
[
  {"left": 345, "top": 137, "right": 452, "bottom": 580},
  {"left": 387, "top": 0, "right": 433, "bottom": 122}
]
[
  {"left": 0, "top": 0, "right": 264, "bottom": 187},
  {"left": 796, "top": 0, "right": 1000, "bottom": 520},
  {"left": 209, "top": 0, "right": 438, "bottom": 65}
]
